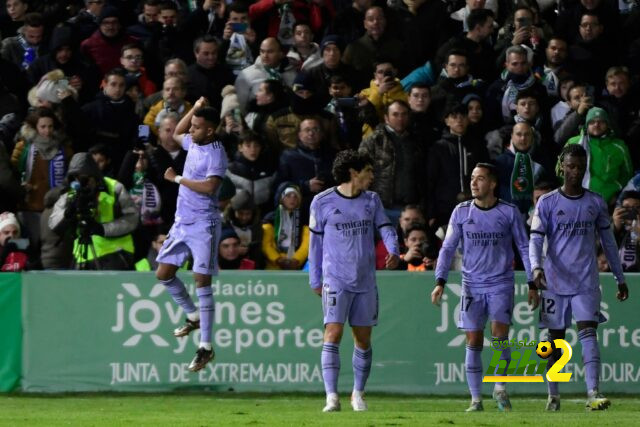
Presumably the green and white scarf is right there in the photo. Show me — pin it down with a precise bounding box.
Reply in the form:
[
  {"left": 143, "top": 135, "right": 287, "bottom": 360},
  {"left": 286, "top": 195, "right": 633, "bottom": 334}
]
[{"left": 510, "top": 150, "right": 534, "bottom": 201}]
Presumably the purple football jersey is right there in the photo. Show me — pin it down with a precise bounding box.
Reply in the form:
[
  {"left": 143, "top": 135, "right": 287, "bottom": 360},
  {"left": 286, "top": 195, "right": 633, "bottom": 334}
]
[
  {"left": 436, "top": 199, "right": 533, "bottom": 292},
  {"left": 309, "top": 188, "right": 399, "bottom": 293},
  {"left": 529, "top": 188, "right": 625, "bottom": 295},
  {"left": 175, "top": 134, "right": 228, "bottom": 224}
]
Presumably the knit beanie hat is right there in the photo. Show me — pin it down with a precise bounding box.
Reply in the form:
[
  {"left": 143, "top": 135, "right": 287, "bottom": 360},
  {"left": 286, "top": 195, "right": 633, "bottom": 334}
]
[{"left": 585, "top": 107, "right": 610, "bottom": 127}]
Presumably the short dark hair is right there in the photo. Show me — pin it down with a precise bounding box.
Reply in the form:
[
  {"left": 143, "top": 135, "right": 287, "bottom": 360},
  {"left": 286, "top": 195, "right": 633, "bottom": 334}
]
[
  {"left": 121, "top": 42, "right": 143, "bottom": 56},
  {"left": 534, "top": 181, "right": 557, "bottom": 191},
  {"left": 26, "top": 107, "right": 60, "bottom": 130},
  {"left": 329, "top": 74, "right": 351, "bottom": 87},
  {"left": 89, "top": 143, "right": 112, "bottom": 158},
  {"left": 159, "top": 1, "right": 178, "bottom": 12},
  {"left": 620, "top": 191, "right": 640, "bottom": 202},
  {"left": 104, "top": 67, "right": 127, "bottom": 81},
  {"left": 404, "top": 222, "right": 428, "bottom": 238},
  {"left": 560, "top": 143, "right": 587, "bottom": 162},
  {"left": 194, "top": 106, "right": 219, "bottom": 127},
  {"left": 144, "top": 0, "right": 160, "bottom": 6},
  {"left": 516, "top": 88, "right": 538, "bottom": 103},
  {"left": 238, "top": 131, "right": 263, "bottom": 145},
  {"left": 24, "top": 12, "right": 44, "bottom": 28},
  {"left": 227, "top": 2, "right": 249, "bottom": 15},
  {"left": 475, "top": 162, "right": 498, "bottom": 183},
  {"left": 193, "top": 35, "right": 218, "bottom": 53},
  {"left": 443, "top": 102, "right": 468, "bottom": 118},
  {"left": 467, "top": 9, "right": 494, "bottom": 31},
  {"left": 446, "top": 50, "right": 468, "bottom": 63},
  {"left": 384, "top": 100, "right": 410, "bottom": 115},
  {"left": 409, "top": 83, "right": 430, "bottom": 93},
  {"left": 332, "top": 150, "right": 373, "bottom": 184}
]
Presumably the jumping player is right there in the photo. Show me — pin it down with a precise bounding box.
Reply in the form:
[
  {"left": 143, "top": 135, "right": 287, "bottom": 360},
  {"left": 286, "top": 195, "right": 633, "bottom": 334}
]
[
  {"left": 309, "top": 150, "right": 400, "bottom": 412},
  {"left": 155, "top": 97, "right": 228, "bottom": 372},
  {"left": 431, "top": 163, "right": 535, "bottom": 412},
  {"left": 530, "top": 144, "right": 629, "bottom": 411}
]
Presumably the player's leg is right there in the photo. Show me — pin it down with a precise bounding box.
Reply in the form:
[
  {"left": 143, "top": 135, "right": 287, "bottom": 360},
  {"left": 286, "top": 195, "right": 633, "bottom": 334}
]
[
  {"left": 187, "top": 219, "right": 221, "bottom": 372},
  {"left": 487, "top": 289, "right": 514, "bottom": 411},
  {"left": 573, "top": 290, "right": 609, "bottom": 410},
  {"left": 322, "top": 322, "right": 344, "bottom": 412},
  {"left": 459, "top": 291, "right": 487, "bottom": 411},
  {"left": 348, "top": 286, "right": 377, "bottom": 411},
  {"left": 539, "top": 289, "right": 571, "bottom": 411},
  {"left": 490, "top": 321, "right": 512, "bottom": 411},
  {"left": 156, "top": 262, "right": 199, "bottom": 334},
  {"left": 321, "top": 284, "right": 351, "bottom": 412}
]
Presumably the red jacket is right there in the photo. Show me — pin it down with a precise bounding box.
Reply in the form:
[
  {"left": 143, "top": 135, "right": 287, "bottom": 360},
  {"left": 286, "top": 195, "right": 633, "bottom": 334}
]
[
  {"left": 249, "top": 0, "right": 334, "bottom": 37},
  {"left": 80, "top": 31, "right": 137, "bottom": 77}
]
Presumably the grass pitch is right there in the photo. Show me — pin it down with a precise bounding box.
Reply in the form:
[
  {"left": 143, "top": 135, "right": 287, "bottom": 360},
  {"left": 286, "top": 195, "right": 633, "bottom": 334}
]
[{"left": 1, "top": 394, "right": 638, "bottom": 426}]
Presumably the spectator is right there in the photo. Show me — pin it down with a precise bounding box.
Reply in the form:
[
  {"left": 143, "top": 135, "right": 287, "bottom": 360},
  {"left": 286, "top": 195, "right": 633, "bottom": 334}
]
[
  {"left": 326, "top": 0, "right": 371, "bottom": 44},
  {"left": 67, "top": 0, "right": 106, "bottom": 41},
  {"left": 560, "top": 107, "right": 633, "bottom": 204},
  {"left": 144, "top": 76, "right": 192, "bottom": 136},
  {"left": 235, "top": 37, "right": 296, "bottom": 112},
  {"left": 49, "top": 152, "right": 139, "bottom": 270},
  {"left": 494, "top": 5, "right": 546, "bottom": 68},
  {"left": 553, "top": 82, "right": 593, "bottom": 146},
  {"left": 186, "top": 35, "right": 236, "bottom": 109},
  {"left": 359, "top": 100, "right": 424, "bottom": 221},
  {"left": 89, "top": 143, "right": 115, "bottom": 178},
  {"left": 143, "top": 58, "right": 188, "bottom": 109},
  {"left": 80, "top": 6, "right": 137, "bottom": 78},
  {"left": 611, "top": 190, "right": 640, "bottom": 271},
  {"left": 550, "top": 75, "right": 577, "bottom": 129},
  {"left": 359, "top": 58, "right": 407, "bottom": 135},
  {"left": 0, "top": 0, "right": 29, "bottom": 40},
  {"left": 307, "top": 35, "right": 361, "bottom": 106},
  {"left": 463, "top": 93, "right": 487, "bottom": 142},
  {"left": 134, "top": 230, "right": 167, "bottom": 271},
  {"left": 40, "top": 187, "right": 73, "bottom": 269},
  {"left": 540, "top": 36, "right": 569, "bottom": 99},
  {"left": 286, "top": 23, "right": 322, "bottom": 71},
  {"left": 244, "top": 79, "right": 289, "bottom": 136},
  {"left": 376, "top": 203, "right": 426, "bottom": 268},
  {"left": 261, "top": 183, "right": 309, "bottom": 270},
  {"left": 223, "top": 190, "right": 264, "bottom": 267},
  {"left": 555, "top": 0, "right": 620, "bottom": 45},
  {"left": 324, "top": 74, "right": 363, "bottom": 150},
  {"left": 1, "top": 12, "right": 45, "bottom": 71},
  {"left": 26, "top": 25, "right": 99, "bottom": 104},
  {"left": 274, "top": 117, "right": 335, "bottom": 214},
  {"left": 10, "top": 107, "right": 73, "bottom": 252},
  {"left": 119, "top": 43, "right": 157, "bottom": 97},
  {"left": 126, "top": 0, "right": 161, "bottom": 43},
  {"left": 398, "top": 222, "right": 438, "bottom": 271},
  {"left": 226, "top": 132, "right": 278, "bottom": 213},
  {"left": 443, "top": 0, "right": 498, "bottom": 41},
  {"left": 218, "top": 226, "right": 256, "bottom": 269},
  {"left": 495, "top": 122, "right": 548, "bottom": 215},
  {"left": 485, "top": 45, "right": 548, "bottom": 128},
  {"left": 81, "top": 68, "right": 139, "bottom": 167},
  {"left": 0, "top": 211, "right": 28, "bottom": 271},
  {"left": 426, "top": 103, "right": 488, "bottom": 228},
  {"left": 436, "top": 9, "right": 496, "bottom": 82},
  {"left": 343, "top": 6, "right": 406, "bottom": 78},
  {"left": 598, "top": 66, "right": 640, "bottom": 143},
  {"left": 220, "top": 2, "right": 258, "bottom": 75}
]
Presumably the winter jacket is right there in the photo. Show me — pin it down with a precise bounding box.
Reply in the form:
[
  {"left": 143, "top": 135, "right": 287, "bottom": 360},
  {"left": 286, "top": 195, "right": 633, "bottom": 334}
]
[
  {"left": 226, "top": 151, "right": 277, "bottom": 209},
  {"left": 80, "top": 30, "right": 136, "bottom": 77},
  {"left": 143, "top": 99, "right": 192, "bottom": 136},
  {"left": 235, "top": 57, "right": 296, "bottom": 113}
]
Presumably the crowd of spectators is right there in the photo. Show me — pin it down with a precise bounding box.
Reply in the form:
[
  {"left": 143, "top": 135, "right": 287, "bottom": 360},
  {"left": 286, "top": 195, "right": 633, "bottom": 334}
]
[{"left": 1, "top": 0, "right": 640, "bottom": 272}]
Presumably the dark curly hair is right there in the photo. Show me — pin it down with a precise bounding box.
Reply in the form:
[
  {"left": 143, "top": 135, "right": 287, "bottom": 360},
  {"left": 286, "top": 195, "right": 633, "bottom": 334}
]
[{"left": 332, "top": 150, "right": 373, "bottom": 184}]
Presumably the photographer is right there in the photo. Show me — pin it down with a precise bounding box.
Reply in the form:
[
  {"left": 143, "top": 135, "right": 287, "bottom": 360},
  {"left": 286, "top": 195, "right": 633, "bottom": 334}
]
[
  {"left": 398, "top": 222, "right": 439, "bottom": 271},
  {"left": 0, "top": 211, "right": 28, "bottom": 272},
  {"left": 612, "top": 191, "right": 640, "bottom": 272},
  {"left": 49, "top": 153, "right": 139, "bottom": 270},
  {"left": 359, "top": 59, "right": 407, "bottom": 137}
]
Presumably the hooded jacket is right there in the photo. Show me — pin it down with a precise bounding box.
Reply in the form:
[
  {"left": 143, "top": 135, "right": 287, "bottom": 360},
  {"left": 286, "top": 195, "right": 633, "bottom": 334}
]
[{"left": 49, "top": 153, "right": 139, "bottom": 239}]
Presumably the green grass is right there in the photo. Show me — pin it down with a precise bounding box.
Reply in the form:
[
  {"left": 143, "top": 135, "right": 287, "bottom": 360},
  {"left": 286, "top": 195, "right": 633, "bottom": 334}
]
[{"left": 1, "top": 394, "right": 638, "bottom": 426}]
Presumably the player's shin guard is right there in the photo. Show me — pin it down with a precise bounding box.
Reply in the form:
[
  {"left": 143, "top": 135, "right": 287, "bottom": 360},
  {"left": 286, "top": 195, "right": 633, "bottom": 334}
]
[
  {"left": 196, "top": 286, "right": 214, "bottom": 348},
  {"left": 161, "top": 276, "right": 197, "bottom": 316},
  {"left": 465, "top": 344, "right": 483, "bottom": 401},
  {"left": 321, "top": 343, "right": 340, "bottom": 394},
  {"left": 492, "top": 336, "right": 509, "bottom": 390},
  {"left": 578, "top": 327, "right": 600, "bottom": 392},
  {"left": 352, "top": 346, "right": 372, "bottom": 392}
]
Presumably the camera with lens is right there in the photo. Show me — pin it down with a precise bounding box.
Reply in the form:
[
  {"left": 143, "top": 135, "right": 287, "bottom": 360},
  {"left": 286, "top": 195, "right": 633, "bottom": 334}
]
[{"left": 67, "top": 175, "right": 98, "bottom": 239}]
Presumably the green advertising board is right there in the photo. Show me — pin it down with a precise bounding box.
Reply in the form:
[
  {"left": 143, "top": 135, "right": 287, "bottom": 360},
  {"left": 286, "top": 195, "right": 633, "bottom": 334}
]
[
  {"left": 19, "top": 271, "right": 640, "bottom": 394},
  {"left": 0, "top": 273, "right": 20, "bottom": 392}
]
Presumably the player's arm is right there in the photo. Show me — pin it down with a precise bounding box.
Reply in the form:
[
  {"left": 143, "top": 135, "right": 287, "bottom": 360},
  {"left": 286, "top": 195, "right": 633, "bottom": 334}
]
[
  {"left": 308, "top": 199, "right": 325, "bottom": 296},
  {"left": 596, "top": 197, "right": 629, "bottom": 301},
  {"left": 173, "top": 96, "right": 208, "bottom": 145},
  {"left": 372, "top": 194, "right": 400, "bottom": 269},
  {"left": 529, "top": 198, "right": 547, "bottom": 289},
  {"left": 511, "top": 207, "right": 539, "bottom": 308},
  {"left": 432, "top": 207, "right": 462, "bottom": 306},
  {"left": 165, "top": 169, "right": 222, "bottom": 195}
]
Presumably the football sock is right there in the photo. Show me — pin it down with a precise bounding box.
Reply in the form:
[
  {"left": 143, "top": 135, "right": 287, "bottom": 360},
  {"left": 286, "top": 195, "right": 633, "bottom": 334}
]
[
  {"left": 161, "top": 276, "right": 197, "bottom": 315},
  {"left": 352, "top": 346, "right": 372, "bottom": 392},
  {"left": 579, "top": 327, "right": 600, "bottom": 392},
  {"left": 322, "top": 342, "right": 340, "bottom": 394},
  {"left": 492, "top": 336, "right": 509, "bottom": 390},
  {"left": 196, "top": 286, "right": 214, "bottom": 347},
  {"left": 465, "top": 344, "right": 483, "bottom": 401}
]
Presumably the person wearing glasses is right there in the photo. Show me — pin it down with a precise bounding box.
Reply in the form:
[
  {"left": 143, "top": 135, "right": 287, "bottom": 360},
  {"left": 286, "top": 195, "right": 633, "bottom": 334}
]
[{"left": 119, "top": 43, "right": 156, "bottom": 97}]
